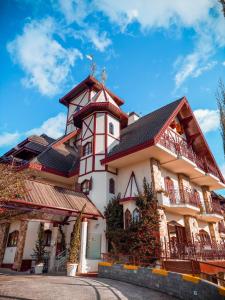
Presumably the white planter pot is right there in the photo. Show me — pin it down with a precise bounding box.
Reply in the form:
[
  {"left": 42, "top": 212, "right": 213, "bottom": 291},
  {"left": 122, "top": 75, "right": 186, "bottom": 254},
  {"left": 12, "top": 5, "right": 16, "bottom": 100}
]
[
  {"left": 34, "top": 263, "right": 44, "bottom": 274},
  {"left": 67, "top": 263, "right": 78, "bottom": 277}
]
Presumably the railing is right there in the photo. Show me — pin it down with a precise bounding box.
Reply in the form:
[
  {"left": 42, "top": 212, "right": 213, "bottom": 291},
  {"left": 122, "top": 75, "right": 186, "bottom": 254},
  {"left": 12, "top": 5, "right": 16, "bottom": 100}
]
[
  {"left": 206, "top": 200, "right": 222, "bottom": 215},
  {"left": 219, "top": 222, "right": 225, "bottom": 234},
  {"left": 158, "top": 130, "right": 221, "bottom": 179},
  {"left": 167, "top": 188, "right": 200, "bottom": 207},
  {"left": 55, "top": 249, "right": 68, "bottom": 272}
]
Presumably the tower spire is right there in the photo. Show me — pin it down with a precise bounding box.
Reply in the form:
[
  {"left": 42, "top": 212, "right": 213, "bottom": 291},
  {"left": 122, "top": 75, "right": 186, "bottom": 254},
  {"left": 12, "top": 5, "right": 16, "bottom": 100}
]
[
  {"left": 101, "top": 67, "right": 107, "bottom": 85},
  {"left": 86, "top": 54, "right": 96, "bottom": 76}
]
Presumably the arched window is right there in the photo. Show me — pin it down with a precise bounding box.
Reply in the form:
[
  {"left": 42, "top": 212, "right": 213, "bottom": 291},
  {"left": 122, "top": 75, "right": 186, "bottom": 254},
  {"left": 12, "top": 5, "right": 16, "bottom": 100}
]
[
  {"left": 199, "top": 229, "right": 211, "bottom": 246},
  {"left": 109, "top": 122, "right": 114, "bottom": 135},
  {"left": 164, "top": 177, "right": 176, "bottom": 203},
  {"left": 133, "top": 208, "right": 140, "bottom": 223},
  {"left": 83, "top": 142, "right": 92, "bottom": 156},
  {"left": 43, "top": 230, "right": 52, "bottom": 246},
  {"left": 81, "top": 178, "right": 92, "bottom": 194},
  {"left": 7, "top": 230, "right": 19, "bottom": 247},
  {"left": 125, "top": 209, "right": 132, "bottom": 229},
  {"left": 109, "top": 178, "right": 115, "bottom": 194}
]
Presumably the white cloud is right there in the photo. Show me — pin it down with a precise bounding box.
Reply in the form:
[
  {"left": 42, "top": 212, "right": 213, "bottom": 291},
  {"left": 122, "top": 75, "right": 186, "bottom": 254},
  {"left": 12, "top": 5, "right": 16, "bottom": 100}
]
[
  {"left": 174, "top": 4, "right": 225, "bottom": 88},
  {"left": 26, "top": 113, "right": 66, "bottom": 138},
  {"left": 7, "top": 17, "right": 82, "bottom": 96},
  {"left": 0, "top": 132, "right": 21, "bottom": 148},
  {"left": 0, "top": 113, "right": 67, "bottom": 150},
  {"left": 56, "top": 0, "right": 90, "bottom": 25},
  {"left": 74, "top": 28, "right": 111, "bottom": 52},
  {"left": 94, "top": 0, "right": 213, "bottom": 30},
  {"left": 194, "top": 109, "right": 220, "bottom": 134}
]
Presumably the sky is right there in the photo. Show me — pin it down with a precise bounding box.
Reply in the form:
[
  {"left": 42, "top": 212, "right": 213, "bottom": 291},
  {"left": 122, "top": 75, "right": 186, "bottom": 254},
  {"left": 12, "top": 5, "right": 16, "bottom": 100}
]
[{"left": 0, "top": 0, "right": 225, "bottom": 185}]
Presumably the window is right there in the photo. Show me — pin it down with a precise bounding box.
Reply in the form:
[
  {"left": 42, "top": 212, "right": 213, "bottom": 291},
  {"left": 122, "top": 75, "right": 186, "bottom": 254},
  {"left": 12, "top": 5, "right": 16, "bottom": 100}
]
[
  {"left": 109, "top": 178, "right": 115, "bottom": 194},
  {"left": 83, "top": 142, "right": 92, "bottom": 156},
  {"left": 7, "top": 230, "right": 19, "bottom": 247},
  {"left": 164, "top": 176, "right": 176, "bottom": 203},
  {"left": 109, "top": 122, "right": 114, "bottom": 135},
  {"left": 125, "top": 209, "right": 132, "bottom": 229},
  {"left": 43, "top": 230, "right": 52, "bottom": 246},
  {"left": 133, "top": 208, "right": 140, "bottom": 223},
  {"left": 199, "top": 229, "right": 211, "bottom": 246},
  {"left": 81, "top": 178, "right": 92, "bottom": 194}
]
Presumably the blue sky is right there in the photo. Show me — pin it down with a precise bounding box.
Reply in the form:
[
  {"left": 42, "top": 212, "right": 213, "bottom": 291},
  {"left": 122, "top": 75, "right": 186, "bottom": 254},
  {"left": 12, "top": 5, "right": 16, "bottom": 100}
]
[{"left": 0, "top": 1, "right": 225, "bottom": 181}]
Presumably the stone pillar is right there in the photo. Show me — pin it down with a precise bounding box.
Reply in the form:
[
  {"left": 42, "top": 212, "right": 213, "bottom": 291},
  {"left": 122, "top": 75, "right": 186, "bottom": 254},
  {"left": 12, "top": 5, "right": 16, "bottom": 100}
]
[
  {"left": 12, "top": 220, "right": 28, "bottom": 271},
  {"left": 209, "top": 223, "right": 219, "bottom": 243},
  {"left": 49, "top": 224, "right": 58, "bottom": 272},
  {"left": 184, "top": 216, "right": 192, "bottom": 243},
  {"left": 150, "top": 158, "right": 162, "bottom": 192},
  {"left": 0, "top": 223, "right": 10, "bottom": 266},
  {"left": 79, "top": 218, "right": 88, "bottom": 273},
  {"left": 178, "top": 174, "right": 186, "bottom": 202},
  {"left": 202, "top": 186, "right": 212, "bottom": 213}
]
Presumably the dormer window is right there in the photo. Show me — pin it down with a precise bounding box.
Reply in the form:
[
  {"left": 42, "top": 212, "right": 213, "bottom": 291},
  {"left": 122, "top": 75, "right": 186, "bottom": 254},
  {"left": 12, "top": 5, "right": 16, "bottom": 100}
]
[
  {"left": 83, "top": 142, "right": 92, "bottom": 156},
  {"left": 109, "top": 122, "right": 114, "bottom": 135}
]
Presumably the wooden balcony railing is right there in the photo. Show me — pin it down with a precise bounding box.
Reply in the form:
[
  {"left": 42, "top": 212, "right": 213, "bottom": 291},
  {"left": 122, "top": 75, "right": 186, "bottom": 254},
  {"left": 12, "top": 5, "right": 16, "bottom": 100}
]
[
  {"left": 158, "top": 130, "right": 221, "bottom": 179},
  {"left": 219, "top": 221, "right": 225, "bottom": 234},
  {"left": 206, "top": 200, "right": 223, "bottom": 215},
  {"left": 167, "top": 188, "right": 200, "bottom": 207}
]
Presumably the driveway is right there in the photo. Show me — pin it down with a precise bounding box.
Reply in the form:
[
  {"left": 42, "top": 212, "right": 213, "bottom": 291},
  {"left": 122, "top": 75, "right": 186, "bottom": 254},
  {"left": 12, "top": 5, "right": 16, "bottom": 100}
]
[{"left": 0, "top": 274, "right": 177, "bottom": 300}]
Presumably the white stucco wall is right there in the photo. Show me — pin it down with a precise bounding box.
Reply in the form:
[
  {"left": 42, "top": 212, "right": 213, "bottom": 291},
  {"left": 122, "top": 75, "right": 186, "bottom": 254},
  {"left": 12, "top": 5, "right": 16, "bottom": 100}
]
[
  {"left": 3, "top": 221, "right": 20, "bottom": 264},
  {"left": 23, "top": 221, "right": 40, "bottom": 260}
]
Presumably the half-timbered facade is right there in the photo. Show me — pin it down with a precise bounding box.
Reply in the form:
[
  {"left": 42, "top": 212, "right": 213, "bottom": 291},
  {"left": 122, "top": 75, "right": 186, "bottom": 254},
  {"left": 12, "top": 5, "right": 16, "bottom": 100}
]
[{"left": 1, "top": 75, "right": 225, "bottom": 274}]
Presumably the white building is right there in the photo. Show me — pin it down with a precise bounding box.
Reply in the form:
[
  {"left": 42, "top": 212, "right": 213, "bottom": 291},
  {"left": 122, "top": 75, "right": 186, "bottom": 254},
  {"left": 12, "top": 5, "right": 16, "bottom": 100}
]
[{"left": 0, "top": 75, "right": 225, "bottom": 273}]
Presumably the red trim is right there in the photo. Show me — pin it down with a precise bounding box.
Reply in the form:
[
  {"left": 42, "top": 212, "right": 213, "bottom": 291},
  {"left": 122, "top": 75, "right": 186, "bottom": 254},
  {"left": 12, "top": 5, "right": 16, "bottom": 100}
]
[
  {"left": 53, "top": 130, "right": 80, "bottom": 148},
  {"left": 6, "top": 198, "right": 101, "bottom": 218},
  {"left": 59, "top": 75, "right": 124, "bottom": 106},
  {"left": 73, "top": 102, "right": 128, "bottom": 129},
  {"left": 119, "top": 197, "right": 138, "bottom": 204}
]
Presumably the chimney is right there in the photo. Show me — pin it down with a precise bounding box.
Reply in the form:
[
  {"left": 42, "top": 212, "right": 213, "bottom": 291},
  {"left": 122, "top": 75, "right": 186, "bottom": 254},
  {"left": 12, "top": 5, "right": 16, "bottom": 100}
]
[{"left": 128, "top": 112, "right": 140, "bottom": 125}]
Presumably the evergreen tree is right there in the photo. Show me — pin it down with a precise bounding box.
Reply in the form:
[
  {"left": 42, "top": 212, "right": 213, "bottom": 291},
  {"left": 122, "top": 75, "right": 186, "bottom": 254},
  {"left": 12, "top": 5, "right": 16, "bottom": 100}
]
[
  {"left": 33, "top": 223, "right": 46, "bottom": 264},
  {"left": 68, "top": 205, "right": 85, "bottom": 264}
]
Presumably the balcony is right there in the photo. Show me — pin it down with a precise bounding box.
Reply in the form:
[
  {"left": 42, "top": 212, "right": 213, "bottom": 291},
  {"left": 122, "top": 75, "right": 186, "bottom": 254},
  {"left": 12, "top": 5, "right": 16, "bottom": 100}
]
[
  {"left": 198, "top": 200, "right": 223, "bottom": 222},
  {"left": 157, "top": 130, "right": 224, "bottom": 189},
  {"left": 157, "top": 188, "right": 200, "bottom": 215}
]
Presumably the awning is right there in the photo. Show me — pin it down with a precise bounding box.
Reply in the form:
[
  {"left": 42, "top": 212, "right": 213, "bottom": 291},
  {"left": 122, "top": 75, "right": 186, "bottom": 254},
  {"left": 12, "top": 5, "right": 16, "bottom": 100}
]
[{"left": 2, "top": 180, "right": 102, "bottom": 219}]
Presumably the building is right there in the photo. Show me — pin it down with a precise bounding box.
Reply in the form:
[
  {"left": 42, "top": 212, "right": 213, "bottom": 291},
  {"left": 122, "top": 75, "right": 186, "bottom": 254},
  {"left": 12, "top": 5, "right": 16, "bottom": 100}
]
[{"left": 0, "top": 75, "right": 225, "bottom": 274}]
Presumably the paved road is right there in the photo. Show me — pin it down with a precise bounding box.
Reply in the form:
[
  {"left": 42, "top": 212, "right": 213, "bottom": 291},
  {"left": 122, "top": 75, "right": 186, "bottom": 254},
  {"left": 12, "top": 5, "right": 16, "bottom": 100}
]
[{"left": 0, "top": 275, "right": 177, "bottom": 300}]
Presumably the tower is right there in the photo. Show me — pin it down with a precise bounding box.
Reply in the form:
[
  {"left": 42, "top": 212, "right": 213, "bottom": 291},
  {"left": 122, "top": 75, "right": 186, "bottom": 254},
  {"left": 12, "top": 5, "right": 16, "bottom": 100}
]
[{"left": 59, "top": 76, "right": 128, "bottom": 212}]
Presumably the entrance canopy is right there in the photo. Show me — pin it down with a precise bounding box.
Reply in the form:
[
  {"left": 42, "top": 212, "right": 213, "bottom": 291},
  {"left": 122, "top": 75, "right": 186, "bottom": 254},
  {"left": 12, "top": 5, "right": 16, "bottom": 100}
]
[{"left": 1, "top": 180, "right": 102, "bottom": 219}]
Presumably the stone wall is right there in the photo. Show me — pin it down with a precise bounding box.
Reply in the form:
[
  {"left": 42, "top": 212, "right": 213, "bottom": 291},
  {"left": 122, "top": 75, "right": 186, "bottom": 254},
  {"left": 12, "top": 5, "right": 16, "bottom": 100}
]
[{"left": 98, "top": 264, "right": 225, "bottom": 300}]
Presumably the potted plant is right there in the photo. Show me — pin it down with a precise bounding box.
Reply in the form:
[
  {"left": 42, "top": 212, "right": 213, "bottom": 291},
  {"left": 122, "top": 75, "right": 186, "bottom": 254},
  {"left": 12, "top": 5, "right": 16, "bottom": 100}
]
[
  {"left": 67, "top": 205, "right": 86, "bottom": 277},
  {"left": 33, "top": 223, "right": 46, "bottom": 274}
]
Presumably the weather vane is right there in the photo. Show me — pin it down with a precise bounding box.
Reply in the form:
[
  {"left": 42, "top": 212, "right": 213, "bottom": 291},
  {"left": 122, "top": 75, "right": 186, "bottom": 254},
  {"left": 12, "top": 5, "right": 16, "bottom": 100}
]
[
  {"left": 101, "top": 67, "right": 107, "bottom": 85},
  {"left": 86, "top": 54, "right": 96, "bottom": 76}
]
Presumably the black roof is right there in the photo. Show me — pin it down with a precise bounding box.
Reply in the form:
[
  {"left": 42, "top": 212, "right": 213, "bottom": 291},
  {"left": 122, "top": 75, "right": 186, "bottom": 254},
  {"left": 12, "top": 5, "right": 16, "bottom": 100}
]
[{"left": 108, "top": 98, "right": 183, "bottom": 158}]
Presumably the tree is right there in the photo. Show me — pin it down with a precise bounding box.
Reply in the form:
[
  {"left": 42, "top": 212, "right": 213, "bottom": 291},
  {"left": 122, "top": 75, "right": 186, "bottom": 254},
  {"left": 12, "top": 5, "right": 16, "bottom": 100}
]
[
  {"left": 68, "top": 205, "right": 86, "bottom": 264},
  {"left": 217, "top": 80, "right": 225, "bottom": 157},
  {"left": 130, "top": 178, "right": 160, "bottom": 258},
  {"left": 104, "top": 194, "right": 124, "bottom": 253},
  {"left": 0, "top": 163, "right": 33, "bottom": 202},
  {"left": 33, "top": 223, "right": 47, "bottom": 264},
  {"left": 219, "top": 0, "right": 225, "bottom": 17},
  {"left": 104, "top": 178, "right": 160, "bottom": 259}
]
